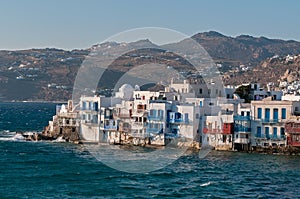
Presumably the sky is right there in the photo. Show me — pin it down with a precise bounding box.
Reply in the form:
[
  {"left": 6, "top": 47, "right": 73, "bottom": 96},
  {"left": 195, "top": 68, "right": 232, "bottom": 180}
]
[{"left": 0, "top": 0, "right": 299, "bottom": 50}]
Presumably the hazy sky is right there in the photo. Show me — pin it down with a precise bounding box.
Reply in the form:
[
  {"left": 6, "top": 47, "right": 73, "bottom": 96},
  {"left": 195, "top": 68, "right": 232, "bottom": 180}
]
[{"left": 0, "top": 0, "right": 299, "bottom": 50}]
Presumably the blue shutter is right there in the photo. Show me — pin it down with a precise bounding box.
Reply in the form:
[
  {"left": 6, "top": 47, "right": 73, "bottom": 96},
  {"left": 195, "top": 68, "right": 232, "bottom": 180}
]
[
  {"left": 273, "top": 127, "right": 277, "bottom": 138},
  {"left": 257, "top": 126, "right": 261, "bottom": 138},
  {"left": 258, "top": 108, "right": 262, "bottom": 119},
  {"left": 265, "top": 127, "right": 270, "bottom": 139},
  {"left": 273, "top": 108, "right": 278, "bottom": 121},
  {"left": 282, "top": 108, "right": 286, "bottom": 119},
  {"left": 265, "top": 108, "right": 270, "bottom": 121}
]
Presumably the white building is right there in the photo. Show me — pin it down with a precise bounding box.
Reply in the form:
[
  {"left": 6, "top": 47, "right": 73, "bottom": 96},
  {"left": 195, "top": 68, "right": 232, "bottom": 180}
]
[{"left": 251, "top": 97, "right": 300, "bottom": 147}]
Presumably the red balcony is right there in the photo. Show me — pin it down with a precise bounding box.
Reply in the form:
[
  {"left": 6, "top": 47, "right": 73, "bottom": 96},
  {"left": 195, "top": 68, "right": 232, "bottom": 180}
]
[
  {"left": 285, "top": 122, "right": 300, "bottom": 133},
  {"left": 223, "top": 123, "right": 234, "bottom": 134},
  {"left": 287, "top": 135, "right": 300, "bottom": 147}
]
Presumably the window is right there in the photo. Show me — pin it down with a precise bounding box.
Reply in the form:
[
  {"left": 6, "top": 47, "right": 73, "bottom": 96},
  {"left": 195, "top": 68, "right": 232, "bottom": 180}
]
[
  {"left": 254, "top": 84, "right": 257, "bottom": 90},
  {"left": 199, "top": 89, "right": 202, "bottom": 94},
  {"left": 280, "top": 127, "right": 285, "bottom": 139},
  {"left": 196, "top": 113, "right": 199, "bottom": 119},
  {"left": 184, "top": 113, "right": 189, "bottom": 123},
  {"left": 223, "top": 135, "right": 226, "bottom": 143},
  {"left": 158, "top": 110, "right": 164, "bottom": 117},
  {"left": 200, "top": 101, "right": 203, "bottom": 107},
  {"left": 265, "top": 127, "right": 270, "bottom": 139},
  {"left": 241, "top": 111, "right": 244, "bottom": 116},
  {"left": 247, "top": 112, "right": 250, "bottom": 117},
  {"left": 149, "top": 109, "right": 155, "bottom": 117},
  {"left": 170, "top": 113, "right": 174, "bottom": 119},
  {"left": 94, "top": 102, "right": 98, "bottom": 111},
  {"left": 208, "top": 89, "right": 211, "bottom": 95},
  {"left": 258, "top": 108, "right": 262, "bottom": 119},
  {"left": 273, "top": 108, "right": 278, "bottom": 121},
  {"left": 175, "top": 112, "right": 181, "bottom": 119},
  {"left": 257, "top": 126, "right": 261, "bottom": 138},
  {"left": 282, "top": 108, "right": 286, "bottom": 119},
  {"left": 265, "top": 108, "right": 270, "bottom": 120},
  {"left": 273, "top": 127, "right": 277, "bottom": 138}
]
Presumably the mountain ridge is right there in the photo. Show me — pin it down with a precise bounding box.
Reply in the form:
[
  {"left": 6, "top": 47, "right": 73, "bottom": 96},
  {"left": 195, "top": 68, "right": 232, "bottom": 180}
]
[{"left": 1, "top": 31, "right": 300, "bottom": 101}]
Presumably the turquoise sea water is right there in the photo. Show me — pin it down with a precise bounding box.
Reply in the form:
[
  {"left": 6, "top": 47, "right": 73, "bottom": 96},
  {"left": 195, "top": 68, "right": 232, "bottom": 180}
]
[{"left": 0, "top": 102, "right": 300, "bottom": 198}]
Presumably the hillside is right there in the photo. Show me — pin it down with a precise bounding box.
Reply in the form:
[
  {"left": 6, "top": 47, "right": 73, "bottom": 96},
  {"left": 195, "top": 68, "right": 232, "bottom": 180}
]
[
  {"left": 224, "top": 54, "right": 300, "bottom": 86},
  {"left": 191, "top": 31, "right": 300, "bottom": 66},
  {"left": 1, "top": 31, "right": 300, "bottom": 101}
]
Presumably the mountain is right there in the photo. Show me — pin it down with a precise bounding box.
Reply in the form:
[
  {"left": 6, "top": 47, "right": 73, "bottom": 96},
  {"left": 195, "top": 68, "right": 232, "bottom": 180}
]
[
  {"left": 224, "top": 54, "right": 300, "bottom": 86},
  {"left": 191, "top": 31, "right": 300, "bottom": 66},
  {"left": 1, "top": 31, "right": 300, "bottom": 101}
]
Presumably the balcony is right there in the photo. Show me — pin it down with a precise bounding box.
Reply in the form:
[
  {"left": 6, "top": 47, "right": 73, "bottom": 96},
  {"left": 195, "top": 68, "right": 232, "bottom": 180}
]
[
  {"left": 130, "top": 132, "right": 150, "bottom": 138},
  {"left": 148, "top": 115, "right": 163, "bottom": 121},
  {"left": 104, "top": 125, "right": 118, "bottom": 130},
  {"left": 289, "top": 141, "right": 300, "bottom": 147},
  {"left": 114, "top": 113, "right": 131, "bottom": 118},
  {"left": 203, "top": 128, "right": 222, "bottom": 134},
  {"left": 58, "top": 119, "right": 79, "bottom": 127},
  {"left": 261, "top": 119, "right": 279, "bottom": 124},
  {"left": 285, "top": 125, "right": 300, "bottom": 133},
  {"left": 58, "top": 112, "right": 78, "bottom": 119},
  {"left": 169, "top": 118, "right": 189, "bottom": 124},
  {"left": 234, "top": 115, "right": 251, "bottom": 121},
  {"left": 234, "top": 127, "right": 251, "bottom": 132},
  {"left": 120, "top": 126, "right": 130, "bottom": 133},
  {"left": 132, "top": 109, "right": 147, "bottom": 117},
  {"left": 146, "top": 127, "right": 162, "bottom": 134},
  {"left": 255, "top": 134, "right": 285, "bottom": 140},
  {"left": 234, "top": 138, "right": 250, "bottom": 144},
  {"left": 203, "top": 128, "right": 232, "bottom": 134},
  {"left": 131, "top": 122, "right": 147, "bottom": 130},
  {"left": 80, "top": 107, "right": 99, "bottom": 112}
]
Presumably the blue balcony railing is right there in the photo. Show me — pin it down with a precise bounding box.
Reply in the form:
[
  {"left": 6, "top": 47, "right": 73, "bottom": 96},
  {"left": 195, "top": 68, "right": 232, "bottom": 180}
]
[
  {"left": 261, "top": 119, "right": 279, "bottom": 123},
  {"left": 169, "top": 118, "right": 184, "bottom": 123},
  {"left": 234, "top": 115, "right": 251, "bottom": 121},
  {"left": 234, "top": 127, "right": 251, "bottom": 132},
  {"left": 104, "top": 125, "right": 118, "bottom": 130},
  {"left": 146, "top": 128, "right": 162, "bottom": 134},
  {"left": 148, "top": 115, "right": 163, "bottom": 121}
]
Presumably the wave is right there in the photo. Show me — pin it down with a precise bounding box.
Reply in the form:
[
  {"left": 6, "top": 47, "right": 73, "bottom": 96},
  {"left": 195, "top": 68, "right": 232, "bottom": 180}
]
[
  {"left": 0, "top": 131, "right": 39, "bottom": 142},
  {"left": 200, "top": 181, "right": 212, "bottom": 187}
]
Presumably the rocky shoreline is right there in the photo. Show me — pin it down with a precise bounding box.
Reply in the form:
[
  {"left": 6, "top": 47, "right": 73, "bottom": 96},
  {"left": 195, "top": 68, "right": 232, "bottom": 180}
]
[{"left": 15, "top": 131, "right": 300, "bottom": 156}]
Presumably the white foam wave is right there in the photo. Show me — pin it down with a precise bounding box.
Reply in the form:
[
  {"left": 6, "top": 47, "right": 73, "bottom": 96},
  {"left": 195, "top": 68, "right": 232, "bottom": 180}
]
[{"left": 200, "top": 181, "right": 212, "bottom": 187}]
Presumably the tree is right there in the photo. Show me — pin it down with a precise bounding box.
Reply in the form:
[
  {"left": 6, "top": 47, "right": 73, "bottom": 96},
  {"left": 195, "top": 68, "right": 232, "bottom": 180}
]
[{"left": 234, "top": 85, "right": 251, "bottom": 103}]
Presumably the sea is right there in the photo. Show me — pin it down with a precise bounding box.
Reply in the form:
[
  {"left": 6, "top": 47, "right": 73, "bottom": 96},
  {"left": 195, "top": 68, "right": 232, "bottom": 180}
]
[{"left": 0, "top": 102, "right": 300, "bottom": 198}]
